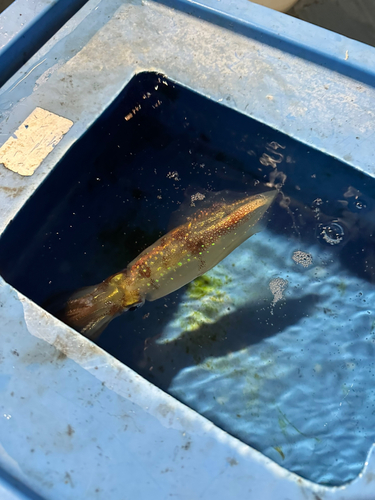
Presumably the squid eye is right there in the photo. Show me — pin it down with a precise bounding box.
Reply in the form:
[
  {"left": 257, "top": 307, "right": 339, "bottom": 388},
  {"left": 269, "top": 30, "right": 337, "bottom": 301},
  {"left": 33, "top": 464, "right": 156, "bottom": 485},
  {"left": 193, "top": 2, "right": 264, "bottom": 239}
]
[{"left": 128, "top": 301, "right": 145, "bottom": 312}]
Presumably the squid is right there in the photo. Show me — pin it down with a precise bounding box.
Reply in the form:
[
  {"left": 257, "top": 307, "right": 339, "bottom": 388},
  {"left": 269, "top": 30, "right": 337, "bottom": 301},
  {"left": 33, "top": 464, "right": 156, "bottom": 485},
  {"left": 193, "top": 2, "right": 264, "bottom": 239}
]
[{"left": 55, "top": 189, "right": 277, "bottom": 339}]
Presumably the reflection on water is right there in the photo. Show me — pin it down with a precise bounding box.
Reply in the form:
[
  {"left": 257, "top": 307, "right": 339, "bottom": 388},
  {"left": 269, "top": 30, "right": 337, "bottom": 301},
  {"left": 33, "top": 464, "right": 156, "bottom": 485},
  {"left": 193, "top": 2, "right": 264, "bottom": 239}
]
[
  {"left": 0, "top": 72, "right": 374, "bottom": 485},
  {"left": 148, "top": 232, "right": 375, "bottom": 485}
]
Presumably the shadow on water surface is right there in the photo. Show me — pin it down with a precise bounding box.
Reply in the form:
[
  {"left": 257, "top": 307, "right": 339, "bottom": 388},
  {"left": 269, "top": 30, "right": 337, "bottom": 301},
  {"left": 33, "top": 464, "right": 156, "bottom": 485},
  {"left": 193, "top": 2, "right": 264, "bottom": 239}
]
[{"left": 125, "top": 293, "right": 321, "bottom": 391}]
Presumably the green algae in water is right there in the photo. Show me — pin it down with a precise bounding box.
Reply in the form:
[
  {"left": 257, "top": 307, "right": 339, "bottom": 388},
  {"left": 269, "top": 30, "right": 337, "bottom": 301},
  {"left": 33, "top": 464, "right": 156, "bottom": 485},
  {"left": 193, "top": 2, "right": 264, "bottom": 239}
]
[
  {"left": 186, "top": 274, "right": 232, "bottom": 300},
  {"left": 337, "top": 281, "right": 347, "bottom": 296},
  {"left": 277, "top": 407, "right": 320, "bottom": 442},
  {"left": 180, "top": 273, "right": 233, "bottom": 331},
  {"left": 274, "top": 446, "right": 285, "bottom": 460}
]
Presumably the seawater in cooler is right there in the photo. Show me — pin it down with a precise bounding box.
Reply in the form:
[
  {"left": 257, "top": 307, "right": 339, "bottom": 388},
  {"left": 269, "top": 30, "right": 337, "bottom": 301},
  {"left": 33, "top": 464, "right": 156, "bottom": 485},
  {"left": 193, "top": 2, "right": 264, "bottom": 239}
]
[{"left": 0, "top": 72, "right": 374, "bottom": 485}]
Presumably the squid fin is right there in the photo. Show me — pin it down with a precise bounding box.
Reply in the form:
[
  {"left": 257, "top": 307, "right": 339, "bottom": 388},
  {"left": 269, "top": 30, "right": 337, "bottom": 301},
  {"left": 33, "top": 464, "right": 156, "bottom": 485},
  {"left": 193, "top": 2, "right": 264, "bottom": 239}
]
[{"left": 47, "top": 281, "right": 125, "bottom": 340}]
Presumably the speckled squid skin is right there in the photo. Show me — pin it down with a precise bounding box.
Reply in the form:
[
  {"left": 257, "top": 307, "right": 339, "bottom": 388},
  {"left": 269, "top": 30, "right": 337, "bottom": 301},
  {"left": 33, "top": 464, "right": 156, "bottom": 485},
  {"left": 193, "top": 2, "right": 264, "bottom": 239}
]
[
  {"left": 59, "top": 189, "right": 277, "bottom": 337},
  {"left": 112, "top": 190, "right": 277, "bottom": 305}
]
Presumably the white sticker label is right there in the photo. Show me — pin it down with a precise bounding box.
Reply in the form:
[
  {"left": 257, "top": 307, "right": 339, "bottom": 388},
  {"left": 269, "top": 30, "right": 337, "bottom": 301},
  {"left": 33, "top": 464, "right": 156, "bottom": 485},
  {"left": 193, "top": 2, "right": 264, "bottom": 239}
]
[{"left": 0, "top": 107, "right": 73, "bottom": 176}]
